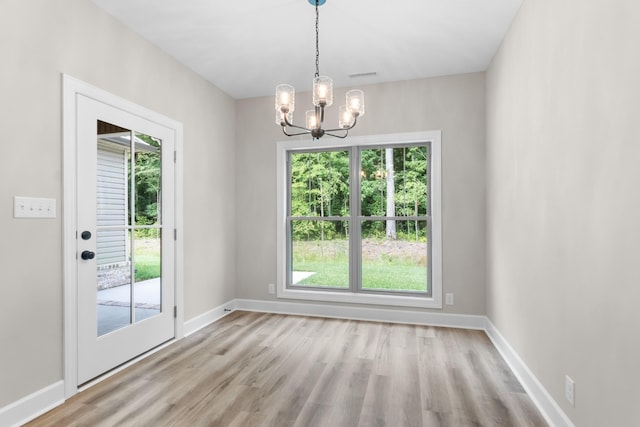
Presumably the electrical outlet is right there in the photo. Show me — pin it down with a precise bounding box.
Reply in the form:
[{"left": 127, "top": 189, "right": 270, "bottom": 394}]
[
  {"left": 268, "top": 283, "right": 275, "bottom": 294},
  {"left": 445, "top": 293, "right": 454, "bottom": 305},
  {"left": 565, "top": 375, "right": 575, "bottom": 407}
]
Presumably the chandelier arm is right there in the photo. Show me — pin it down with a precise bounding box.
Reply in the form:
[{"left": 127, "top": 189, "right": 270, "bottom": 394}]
[
  {"left": 283, "top": 114, "right": 312, "bottom": 132},
  {"left": 323, "top": 125, "right": 354, "bottom": 133},
  {"left": 323, "top": 116, "right": 359, "bottom": 133},
  {"left": 282, "top": 127, "right": 311, "bottom": 137},
  {"left": 324, "top": 130, "right": 349, "bottom": 139},
  {"left": 284, "top": 123, "right": 312, "bottom": 132}
]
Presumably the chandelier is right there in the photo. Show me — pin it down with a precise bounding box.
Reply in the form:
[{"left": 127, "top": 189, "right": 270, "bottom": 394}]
[{"left": 275, "top": 0, "right": 365, "bottom": 140}]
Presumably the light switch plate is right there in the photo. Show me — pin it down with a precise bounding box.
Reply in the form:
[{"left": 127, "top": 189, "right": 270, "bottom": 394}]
[
  {"left": 14, "top": 196, "right": 57, "bottom": 218},
  {"left": 565, "top": 375, "right": 575, "bottom": 407}
]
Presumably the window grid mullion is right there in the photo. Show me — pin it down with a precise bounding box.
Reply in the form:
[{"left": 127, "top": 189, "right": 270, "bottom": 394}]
[
  {"left": 287, "top": 216, "right": 346, "bottom": 221},
  {"left": 350, "top": 147, "right": 361, "bottom": 293},
  {"left": 286, "top": 152, "right": 293, "bottom": 286}
]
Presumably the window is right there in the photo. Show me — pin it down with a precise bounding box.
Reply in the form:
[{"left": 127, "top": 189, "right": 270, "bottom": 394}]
[{"left": 276, "top": 132, "right": 442, "bottom": 308}]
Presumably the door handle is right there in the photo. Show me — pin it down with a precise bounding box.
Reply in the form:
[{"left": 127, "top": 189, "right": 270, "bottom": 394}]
[{"left": 81, "top": 250, "right": 95, "bottom": 260}]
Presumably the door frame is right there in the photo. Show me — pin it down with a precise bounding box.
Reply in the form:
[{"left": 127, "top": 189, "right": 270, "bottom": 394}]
[{"left": 62, "top": 74, "right": 184, "bottom": 399}]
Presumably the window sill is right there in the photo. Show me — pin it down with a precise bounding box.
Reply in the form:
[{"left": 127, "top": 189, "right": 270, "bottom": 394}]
[{"left": 277, "top": 287, "right": 442, "bottom": 309}]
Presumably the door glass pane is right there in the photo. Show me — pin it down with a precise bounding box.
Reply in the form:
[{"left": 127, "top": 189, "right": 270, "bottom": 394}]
[
  {"left": 96, "top": 120, "right": 133, "bottom": 336},
  {"left": 289, "top": 220, "right": 349, "bottom": 288},
  {"left": 133, "top": 132, "right": 162, "bottom": 223},
  {"left": 133, "top": 230, "right": 161, "bottom": 322},
  {"left": 132, "top": 132, "right": 162, "bottom": 322},
  {"left": 95, "top": 124, "right": 164, "bottom": 334},
  {"left": 361, "top": 220, "right": 428, "bottom": 293}
]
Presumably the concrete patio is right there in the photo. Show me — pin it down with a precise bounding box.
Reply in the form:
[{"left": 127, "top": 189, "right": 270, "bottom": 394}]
[{"left": 97, "top": 278, "right": 161, "bottom": 336}]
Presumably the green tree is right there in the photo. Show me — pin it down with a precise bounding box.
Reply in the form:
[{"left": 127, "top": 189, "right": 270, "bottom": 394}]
[
  {"left": 290, "top": 145, "right": 429, "bottom": 242},
  {"left": 290, "top": 150, "right": 349, "bottom": 240},
  {"left": 130, "top": 133, "right": 161, "bottom": 234}
]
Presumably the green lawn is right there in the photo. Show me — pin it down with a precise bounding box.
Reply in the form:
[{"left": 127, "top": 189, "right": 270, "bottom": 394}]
[
  {"left": 292, "top": 239, "right": 428, "bottom": 292},
  {"left": 293, "top": 259, "right": 349, "bottom": 289},
  {"left": 362, "top": 262, "right": 427, "bottom": 291},
  {"left": 134, "top": 239, "right": 160, "bottom": 281},
  {"left": 132, "top": 237, "right": 428, "bottom": 291}
]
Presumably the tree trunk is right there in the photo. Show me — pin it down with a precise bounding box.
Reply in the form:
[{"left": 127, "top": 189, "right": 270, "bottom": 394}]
[
  {"left": 385, "top": 148, "right": 396, "bottom": 240},
  {"left": 415, "top": 200, "right": 419, "bottom": 241}
]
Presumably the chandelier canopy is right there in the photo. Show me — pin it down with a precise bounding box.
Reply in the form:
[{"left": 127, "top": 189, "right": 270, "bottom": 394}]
[{"left": 275, "top": 0, "right": 365, "bottom": 140}]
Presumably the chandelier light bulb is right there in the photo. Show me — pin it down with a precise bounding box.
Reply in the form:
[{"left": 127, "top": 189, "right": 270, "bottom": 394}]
[
  {"left": 306, "top": 110, "right": 319, "bottom": 129},
  {"left": 313, "top": 76, "right": 333, "bottom": 107},
  {"left": 275, "top": 84, "right": 295, "bottom": 112},
  {"left": 339, "top": 105, "right": 354, "bottom": 129},
  {"left": 346, "top": 89, "right": 365, "bottom": 117}
]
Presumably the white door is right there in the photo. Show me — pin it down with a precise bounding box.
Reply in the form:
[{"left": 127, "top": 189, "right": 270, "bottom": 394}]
[{"left": 76, "top": 94, "right": 175, "bottom": 384}]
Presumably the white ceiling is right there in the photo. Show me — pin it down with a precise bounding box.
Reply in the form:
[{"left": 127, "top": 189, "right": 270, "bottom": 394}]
[{"left": 90, "top": 0, "right": 523, "bottom": 99}]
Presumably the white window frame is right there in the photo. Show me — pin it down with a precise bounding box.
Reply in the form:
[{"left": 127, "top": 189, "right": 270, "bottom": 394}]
[{"left": 276, "top": 131, "right": 442, "bottom": 309}]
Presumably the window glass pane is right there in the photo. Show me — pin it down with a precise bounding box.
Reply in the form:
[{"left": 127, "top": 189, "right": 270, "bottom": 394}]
[
  {"left": 361, "top": 220, "right": 428, "bottom": 293},
  {"left": 360, "top": 148, "right": 387, "bottom": 217},
  {"left": 290, "top": 150, "right": 350, "bottom": 217},
  {"left": 290, "top": 220, "right": 349, "bottom": 289},
  {"left": 281, "top": 137, "right": 438, "bottom": 304},
  {"left": 360, "top": 146, "right": 428, "bottom": 217}
]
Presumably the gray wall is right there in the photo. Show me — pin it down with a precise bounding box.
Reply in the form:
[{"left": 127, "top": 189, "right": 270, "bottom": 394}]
[
  {"left": 0, "top": 0, "right": 236, "bottom": 407},
  {"left": 486, "top": 0, "right": 640, "bottom": 425},
  {"left": 236, "top": 73, "right": 486, "bottom": 315}
]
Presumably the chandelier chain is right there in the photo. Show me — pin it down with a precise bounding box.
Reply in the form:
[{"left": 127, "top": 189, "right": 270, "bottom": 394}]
[{"left": 315, "top": 1, "right": 320, "bottom": 77}]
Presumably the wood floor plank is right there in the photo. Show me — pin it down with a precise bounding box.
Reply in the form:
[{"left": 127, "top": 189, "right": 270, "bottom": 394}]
[
  {"left": 357, "top": 373, "right": 392, "bottom": 427},
  {"left": 26, "top": 311, "right": 548, "bottom": 427}
]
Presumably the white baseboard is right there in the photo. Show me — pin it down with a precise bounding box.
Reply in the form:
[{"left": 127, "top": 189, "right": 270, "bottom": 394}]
[
  {"left": 1, "top": 302, "right": 571, "bottom": 427},
  {"left": 0, "top": 381, "right": 64, "bottom": 427},
  {"left": 234, "top": 298, "right": 486, "bottom": 329},
  {"left": 183, "top": 300, "right": 237, "bottom": 336},
  {"left": 0, "top": 302, "right": 235, "bottom": 427},
  {"left": 485, "top": 320, "right": 574, "bottom": 427},
  {"left": 236, "top": 299, "right": 573, "bottom": 427}
]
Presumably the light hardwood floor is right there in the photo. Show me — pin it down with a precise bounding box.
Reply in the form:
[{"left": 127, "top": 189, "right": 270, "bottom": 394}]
[{"left": 27, "top": 311, "right": 547, "bottom": 426}]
